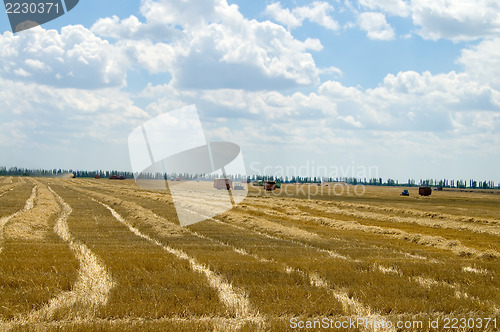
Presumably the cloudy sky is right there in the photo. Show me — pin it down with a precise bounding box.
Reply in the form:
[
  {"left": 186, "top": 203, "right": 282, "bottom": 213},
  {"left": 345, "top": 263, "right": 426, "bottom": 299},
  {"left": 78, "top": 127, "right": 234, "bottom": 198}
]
[{"left": 0, "top": 0, "right": 499, "bottom": 182}]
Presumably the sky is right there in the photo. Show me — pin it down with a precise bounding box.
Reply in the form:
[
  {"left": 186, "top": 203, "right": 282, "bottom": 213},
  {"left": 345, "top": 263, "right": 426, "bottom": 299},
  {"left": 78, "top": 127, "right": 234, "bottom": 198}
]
[{"left": 0, "top": 0, "right": 499, "bottom": 183}]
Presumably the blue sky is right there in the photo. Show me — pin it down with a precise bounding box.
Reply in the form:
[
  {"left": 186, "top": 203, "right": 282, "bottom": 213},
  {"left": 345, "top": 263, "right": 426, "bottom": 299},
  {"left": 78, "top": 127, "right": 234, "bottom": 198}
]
[{"left": 0, "top": 0, "right": 499, "bottom": 183}]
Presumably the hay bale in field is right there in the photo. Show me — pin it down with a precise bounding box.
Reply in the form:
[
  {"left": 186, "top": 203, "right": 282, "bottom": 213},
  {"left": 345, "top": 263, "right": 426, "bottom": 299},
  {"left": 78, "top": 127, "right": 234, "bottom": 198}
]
[
  {"left": 214, "top": 178, "right": 233, "bottom": 190},
  {"left": 419, "top": 186, "right": 432, "bottom": 196}
]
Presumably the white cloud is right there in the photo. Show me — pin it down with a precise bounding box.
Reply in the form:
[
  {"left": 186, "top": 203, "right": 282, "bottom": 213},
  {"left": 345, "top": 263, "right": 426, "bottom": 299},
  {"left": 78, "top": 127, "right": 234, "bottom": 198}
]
[
  {"left": 0, "top": 77, "right": 149, "bottom": 147},
  {"left": 91, "top": 0, "right": 323, "bottom": 90},
  {"left": 458, "top": 38, "right": 500, "bottom": 90},
  {"left": 140, "top": 0, "right": 221, "bottom": 28},
  {"left": 359, "top": 0, "right": 410, "bottom": 17},
  {"left": 265, "top": 1, "right": 339, "bottom": 31},
  {"left": 173, "top": 69, "right": 499, "bottom": 179},
  {"left": 411, "top": 0, "right": 500, "bottom": 41},
  {"left": 264, "top": 2, "right": 302, "bottom": 29},
  {"left": 0, "top": 26, "right": 128, "bottom": 89},
  {"left": 358, "top": 12, "right": 395, "bottom": 40},
  {"left": 0, "top": 120, "right": 28, "bottom": 145},
  {"left": 91, "top": 15, "right": 181, "bottom": 41}
]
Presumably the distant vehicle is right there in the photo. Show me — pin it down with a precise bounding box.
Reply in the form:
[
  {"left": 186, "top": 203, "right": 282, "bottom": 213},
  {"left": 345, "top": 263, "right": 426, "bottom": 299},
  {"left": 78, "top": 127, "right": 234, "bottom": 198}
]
[
  {"left": 264, "top": 181, "right": 276, "bottom": 191},
  {"left": 401, "top": 189, "right": 409, "bottom": 196},
  {"left": 419, "top": 186, "right": 432, "bottom": 196},
  {"left": 214, "top": 178, "right": 233, "bottom": 190},
  {"left": 109, "top": 175, "right": 125, "bottom": 180},
  {"left": 234, "top": 183, "right": 245, "bottom": 190}
]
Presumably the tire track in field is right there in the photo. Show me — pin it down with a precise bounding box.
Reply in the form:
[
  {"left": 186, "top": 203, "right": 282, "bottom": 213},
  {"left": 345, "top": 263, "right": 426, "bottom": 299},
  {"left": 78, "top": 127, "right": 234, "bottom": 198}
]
[
  {"left": 92, "top": 198, "right": 263, "bottom": 329},
  {"left": 17, "top": 187, "right": 115, "bottom": 324},
  {"left": 78, "top": 186, "right": 394, "bottom": 332},
  {"left": 0, "top": 185, "right": 36, "bottom": 254}
]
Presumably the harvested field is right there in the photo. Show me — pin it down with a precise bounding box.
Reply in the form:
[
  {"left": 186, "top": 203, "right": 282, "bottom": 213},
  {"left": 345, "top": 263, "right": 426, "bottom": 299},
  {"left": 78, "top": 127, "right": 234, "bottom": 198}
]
[{"left": 0, "top": 177, "right": 498, "bottom": 331}]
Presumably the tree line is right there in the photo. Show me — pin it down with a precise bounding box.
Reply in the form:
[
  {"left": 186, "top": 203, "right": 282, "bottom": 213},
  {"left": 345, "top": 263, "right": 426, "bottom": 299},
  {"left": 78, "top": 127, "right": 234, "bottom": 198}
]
[{"left": 0, "top": 167, "right": 498, "bottom": 189}]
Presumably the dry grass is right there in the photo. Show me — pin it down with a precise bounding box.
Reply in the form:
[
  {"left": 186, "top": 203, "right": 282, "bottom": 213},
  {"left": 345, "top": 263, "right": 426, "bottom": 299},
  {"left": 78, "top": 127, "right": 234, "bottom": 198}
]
[
  {"left": 0, "top": 181, "right": 79, "bottom": 323},
  {"left": 0, "top": 178, "right": 498, "bottom": 331},
  {"left": 98, "top": 199, "right": 260, "bottom": 322},
  {"left": 15, "top": 186, "right": 117, "bottom": 325},
  {"left": 69, "top": 183, "right": 346, "bottom": 319},
  {"left": 70, "top": 181, "right": 499, "bottom": 321}
]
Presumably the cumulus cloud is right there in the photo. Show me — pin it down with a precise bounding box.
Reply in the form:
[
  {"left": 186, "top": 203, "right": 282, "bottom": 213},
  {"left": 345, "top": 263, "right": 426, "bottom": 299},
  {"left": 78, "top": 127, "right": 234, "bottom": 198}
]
[
  {"left": 0, "top": 26, "right": 128, "bottom": 89},
  {"left": 0, "top": 77, "right": 148, "bottom": 147},
  {"left": 265, "top": 1, "right": 339, "bottom": 31},
  {"left": 91, "top": 15, "right": 181, "bottom": 41},
  {"left": 411, "top": 0, "right": 500, "bottom": 41},
  {"left": 458, "top": 38, "right": 500, "bottom": 90},
  {"left": 155, "top": 69, "right": 499, "bottom": 177},
  {"left": 358, "top": 12, "right": 395, "bottom": 40},
  {"left": 139, "top": 66, "right": 500, "bottom": 138},
  {"left": 264, "top": 2, "right": 302, "bottom": 30},
  {"left": 90, "top": 0, "right": 323, "bottom": 90},
  {"left": 172, "top": 20, "right": 321, "bottom": 90},
  {"left": 325, "top": 70, "right": 500, "bottom": 133}
]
